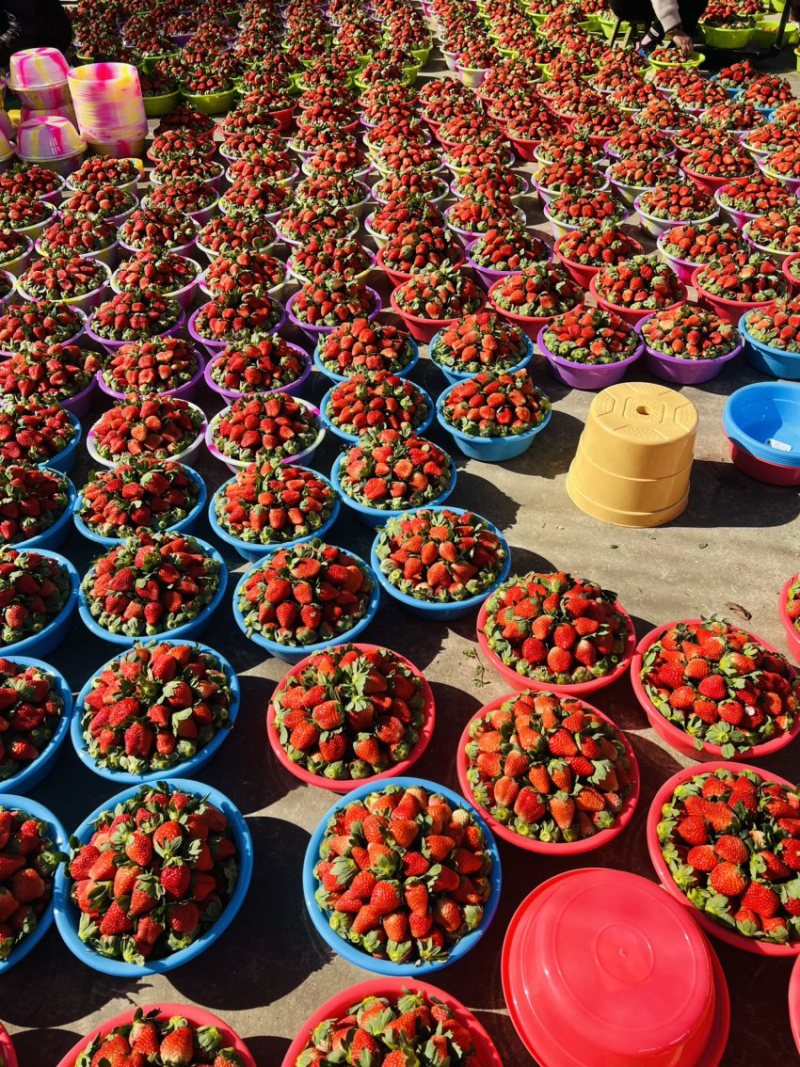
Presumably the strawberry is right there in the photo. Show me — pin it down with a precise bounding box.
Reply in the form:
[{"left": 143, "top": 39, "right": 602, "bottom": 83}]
[{"left": 709, "top": 862, "right": 747, "bottom": 898}]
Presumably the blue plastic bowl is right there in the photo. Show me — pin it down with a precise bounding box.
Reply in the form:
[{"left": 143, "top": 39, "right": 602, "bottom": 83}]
[
  {"left": 723, "top": 381, "right": 800, "bottom": 467},
  {"left": 0, "top": 794, "right": 68, "bottom": 974},
  {"left": 71, "top": 464, "right": 208, "bottom": 547},
  {"left": 319, "top": 382, "right": 435, "bottom": 445},
  {"left": 370, "top": 506, "right": 512, "bottom": 621},
  {"left": 740, "top": 311, "right": 800, "bottom": 379},
  {"left": 38, "top": 413, "right": 82, "bottom": 475},
  {"left": 208, "top": 469, "right": 341, "bottom": 562},
  {"left": 302, "top": 775, "right": 502, "bottom": 977},
  {"left": 435, "top": 388, "right": 552, "bottom": 462},
  {"left": 53, "top": 777, "right": 253, "bottom": 977},
  {"left": 12, "top": 475, "right": 76, "bottom": 552},
  {"left": 330, "top": 452, "right": 457, "bottom": 529},
  {"left": 0, "top": 658, "right": 72, "bottom": 794},
  {"left": 70, "top": 641, "right": 240, "bottom": 784},
  {"left": 312, "top": 335, "right": 420, "bottom": 384},
  {"left": 0, "top": 549, "right": 79, "bottom": 659},
  {"left": 232, "top": 548, "right": 381, "bottom": 664},
  {"left": 429, "top": 331, "right": 534, "bottom": 386},
  {"left": 77, "top": 537, "right": 228, "bottom": 646}
]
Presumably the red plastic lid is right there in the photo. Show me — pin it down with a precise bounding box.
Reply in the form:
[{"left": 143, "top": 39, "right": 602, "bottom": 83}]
[{"left": 502, "top": 869, "right": 730, "bottom": 1067}]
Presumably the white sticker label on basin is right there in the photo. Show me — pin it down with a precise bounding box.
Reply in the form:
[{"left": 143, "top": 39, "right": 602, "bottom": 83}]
[{"left": 768, "top": 438, "right": 793, "bottom": 453}]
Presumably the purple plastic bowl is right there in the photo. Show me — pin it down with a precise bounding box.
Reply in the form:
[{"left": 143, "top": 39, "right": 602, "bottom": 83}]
[
  {"left": 1, "top": 306, "right": 90, "bottom": 355},
  {"left": 110, "top": 259, "right": 202, "bottom": 313},
  {"left": 285, "top": 288, "right": 382, "bottom": 345},
  {"left": 714, "top": 190, "right": 760, "bottom": 230},
  {"left": 636, "top": 314, "right": 743, "bottom": 384},
  {"left": 536, "top": 325, "right": 643, "bottom": 391},
  {"left": 204, "top": 342, "right": 312, "bottom": 402},
  {"left": 57, "top": 375, "right": 97, "bottom": 418},
  {"left": 84, "top": 310, "right": 187, "bottom": 354},
  {"left": 656, "top": 236, "right": 701, "bottom": 285},
  {"left": 117, "top": 234, "right": 198, "bottom": 261},
  {"left": 187, "top": 301, "right": 288, "bottom": 358},
  {"left": 97, "top": 354, "right": 206, "bottom": 402}
]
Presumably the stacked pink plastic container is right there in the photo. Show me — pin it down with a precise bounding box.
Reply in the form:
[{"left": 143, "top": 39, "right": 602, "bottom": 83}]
[{"left": 67, "top": 62, "right": 147, "bottom": 158}]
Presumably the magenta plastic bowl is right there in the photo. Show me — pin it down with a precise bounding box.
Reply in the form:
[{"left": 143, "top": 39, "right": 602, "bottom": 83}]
[
  {"left": 57, "top": 375, "right": 97, "bottom": 417},
  {"left": 692, "top": 266, "right": 781, "bottom": 326},
  {"left": 267, "top": 643, "right": 436, "bottom": 794},
  {"left": 97, "top": 354, "right": 205, "bottom": 402},
  {"left": 476, "top": 598, "right": 637, "bottom": 697},
  {"left": 281, "top": 978, "right": 503, "bottom": 1067},
  {"left": 187, "top": 300, "right": 287, "bottom": 358},
  {"left": 204, "top": 343, "right": 311, "bottom": 402},
  {"left": 285, "top": 288, "right": 382, "bottom": 345},
  {"left": 56, "top": 1004, "right": 256, "bottom": 1067},
  {"left": 636, "top": 313, "right": 743, "bottom": 384},
  {"left": 457, "top": 692, "right": 640, "bottom": 855},
  {"left": 388, "top": 289, "right": 486, "bottom": 344},
  {"left": 656, "top": 231, "right": 702, "bottom": 285},
  {"left": 714, "top": 184, "right": 760, "bottom": 230},
  {"left": 503, "top": 868, "right": 731, "bottom": 1067},
  {"left": 631, "top": 618, "right": 800, "bottom": 761},
  {"left": 646, "top": 761, "right": 800, "bottom": 957},
  {"left": 84, "top": 311, "right": 186, "bottom": 354},
  {"left": 537, "top": 323, "right": 642, "bottom": 390},
  {"left": 780, "top": 575, "right": 800, "bottom": 663},
  {"left": 553, "top": 233, "right": 644, "bottom": 290}
]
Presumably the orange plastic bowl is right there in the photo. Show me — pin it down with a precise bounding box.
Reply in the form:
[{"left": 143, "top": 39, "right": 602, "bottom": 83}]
[
  {"left": 476, "top": 597, "right": 636, "bottom": 696},
  {"left": 631, "top": 618, "right": 800, "bottom": 761},
  {"left": 266, "top": 643, "right": 436, "bottom": 793},
  {"left": 646, "top": 760, "right": 800, "bottom": 956},
  {"left": 456, "top": 692, "right": 640, "bottom": 854}
]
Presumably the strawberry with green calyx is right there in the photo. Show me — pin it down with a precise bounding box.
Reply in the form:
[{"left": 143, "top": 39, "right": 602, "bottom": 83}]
[
  {"left": 657, "top": 766, "right": 800, "bottom": 945},
  {"left": 0, "top": 548, "right": 72, "bottom": 647},
  {"left": 100, "top": 337, "right": 199, "bottom": 397},
  {"left": 641, "top": 617, "right": 799, "bottom": 756},
  {"left": 91, "top": 396, "right": 203, "bottom": 462},
  {"left": 0, "top": 466, "right": 70, "bottom": 547},
  {"left": 317, "top": 320, "right": 416, "bottom": 379},
  {"left": 210, "top": 394, "right": 320, "bottom": 464},
  {"left": 0, "top": 342, "right": 100, "bottom": 404},
  {"left": 79, "top": 641, "right": 234, "bottom": 775},
  {"left": 0, "top": 659, "right": 65, "bottom": 779},
  {"left": 313, "top": 783, "right": 493, "bottom": 966},
  {"left": 290, "top": 277, "right": 378, "bottom": 329},
  {"left": 482, "top": 570, "right": 632, "bottom": 684},
  {"left": 214, "top": 461, "right": 336, "bottom": 546},
  {"left": 338, "top": 430, "right": 452, "bottom": 511},
  {"left": 0, "top": 301, "right": 84, "bottom": 352},
  {"left": 272, "top": 644, "right": 428, "bottom": 781},
  {"left": 465, "top": 691, "right": 634, "bottom": 843},
  {"left": 66, "top": 784, "right": 239, "bottom": 964},
  {"left": 77, "top": 458, "right": 199, "bottom": 540},
  {"left": 440, "top": 370, "right": 550, "bottom": 439},
  {"left": 294, "top": 989, "right": 483, "bottom": 1065},
  {"left": 90, "top": 291, "right": 182, "bottom": 344},
  {"left": 74, "top": 1007, "right": 247, "bottom": 1065},
  {"left": 432, "top": 311, "right": 528, "bottom": 375},
  {"left": 0, "top": 803, "right": 64, "bottom": 959},
  {"left": 375, "top": 508, "right": 507, "bottom": 604},
  {"left": 393, "top": 266, "right": 483, "bottom": 322},
  {"left": 81, "top": 531, "right": 222, "bottom": 638},
  {"left": 237, "top": 539, "right": 374, "bottom": 647},
  {"left": 325, "top": 372, "right": 430, "bottom": 438}
]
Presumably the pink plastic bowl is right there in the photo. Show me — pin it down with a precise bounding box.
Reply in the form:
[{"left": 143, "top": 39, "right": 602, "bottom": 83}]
[
  {"left": 554, "top": 233, "right": 644, "bottom": 289},
  {"left": 646, "top": 761, "right": 800, "bottom": 957},
  {"left": 56, "top": 1004, "right": 256, "bottom": 1067},
  {"left": 280, "top": 978, "right": 503, "bottom": 1067},
  {"left": 389, "top": 288, "right": 485, "bottom": 344},
  {"left": 681, "top": 161, "right": 746, "bottom": 195},
  {"left": 476, "top": 597, "right": 636, "bottom": 696},
  {"left": 783, "top": 252, "right": 800, "bottom": 295},
  {"left": 589, "top": 275, "right": 688, "bottom": 327},
  {"left": 266, "top": 643, "right": 436, "bottom": 794},
  {"left": 487, "top": 280, "right": 567, "bottom": 341},
  {"left": 376, "top": 244, "right": 465, "bottom": 288},
  {"left": 631, "top": 618, "right": 800, "bottom": 761},
  {"left": 692, "top": 266, "right": 781, "bottom": 326},
  {"left": 791, "top": 957, "right": 800, "bottom": 1054},
  {"left": 456, "top": 692, "right": 640, "bottom": 854},
  {"left": 779, "top": 575, "right": 800, "bottom": 663}
]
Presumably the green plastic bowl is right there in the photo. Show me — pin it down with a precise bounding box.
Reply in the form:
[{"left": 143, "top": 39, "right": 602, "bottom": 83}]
[
  {"left": 144, "top": 90, "right": 180, "bottom": 117},
  {"left": 752, "top": 15, "right": 799, "bottom": 46},
  {"left": 699, "top": 24, "right": 753, "bottom": 49},
  {"left": 180, "top": 87, "right": 237, "bottom": 115},
  {"left": 649, "top": 51, "right": 705, "bottom": 69}
]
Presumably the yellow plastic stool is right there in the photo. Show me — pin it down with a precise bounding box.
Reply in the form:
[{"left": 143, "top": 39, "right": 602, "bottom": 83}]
[{"left": 566, "top": 382, "right": 698, "bottom": 527}]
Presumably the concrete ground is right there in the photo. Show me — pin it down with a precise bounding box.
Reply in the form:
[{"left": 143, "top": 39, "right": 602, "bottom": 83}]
[{"left": 4, "top": 36, "right": 800, "bottom": 1067}]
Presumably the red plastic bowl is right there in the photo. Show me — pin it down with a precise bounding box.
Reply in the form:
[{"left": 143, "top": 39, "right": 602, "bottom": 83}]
[
  {"left": 280, "top": 977, "right": 504, "bottom": 1067},
  {"left": 554, "top": 233, "right": 644, "bottom": 290},
  {"left": 56, "top": 1004, "right": 256, "bottom": 1067},
  {"left": 266, "top": 643, "right": 436, "bottom": 793},
  {"left": 456, "top": 692, "right": 640, "bottom": 854},
  {"left": 727, "top": 438, "right": 800, "bottom": 486},
  {"left": 692, "top": 266, "right": 780, "bottom": 326},
  {"left": 508, "top": 133, "right": 540, "bottom": 161},
  {"left": 784, "top": 253, "right": 800, "bottom": 295},
  {"left": 269, "top": 104, "right": 296, "bottom": 132},
  {"left": 631, "top": 619, "right": 800, "bottom": 761},
  {"left": 791, "top": 957, "right": 800, "bottom": 1054},
  {"left": 646, "top": 760, "right": 800, "bottom": 957},
  {"left": 680, "top": 162, "right": 741, "bottom": 195},
  {"left": 476, "top": 597, "right": 636, "bottom": 696},
  {"left": 589, "top": 274, "right": 687, "bottom": 327},
  {"left": 376, "top": 244, "right": 465, "bottom": 288},
  {"left": 0, "top": 1025, "right": 17, "bottom": 1067},
  {"left": 487, "top": 280, "right": 565, "bottom": 340},
  {"left": 389, "top": 288, "right": 485, "bottom": 344},
  {"left": 779, "top": 575, "right": 800, "bottom": 663}
]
